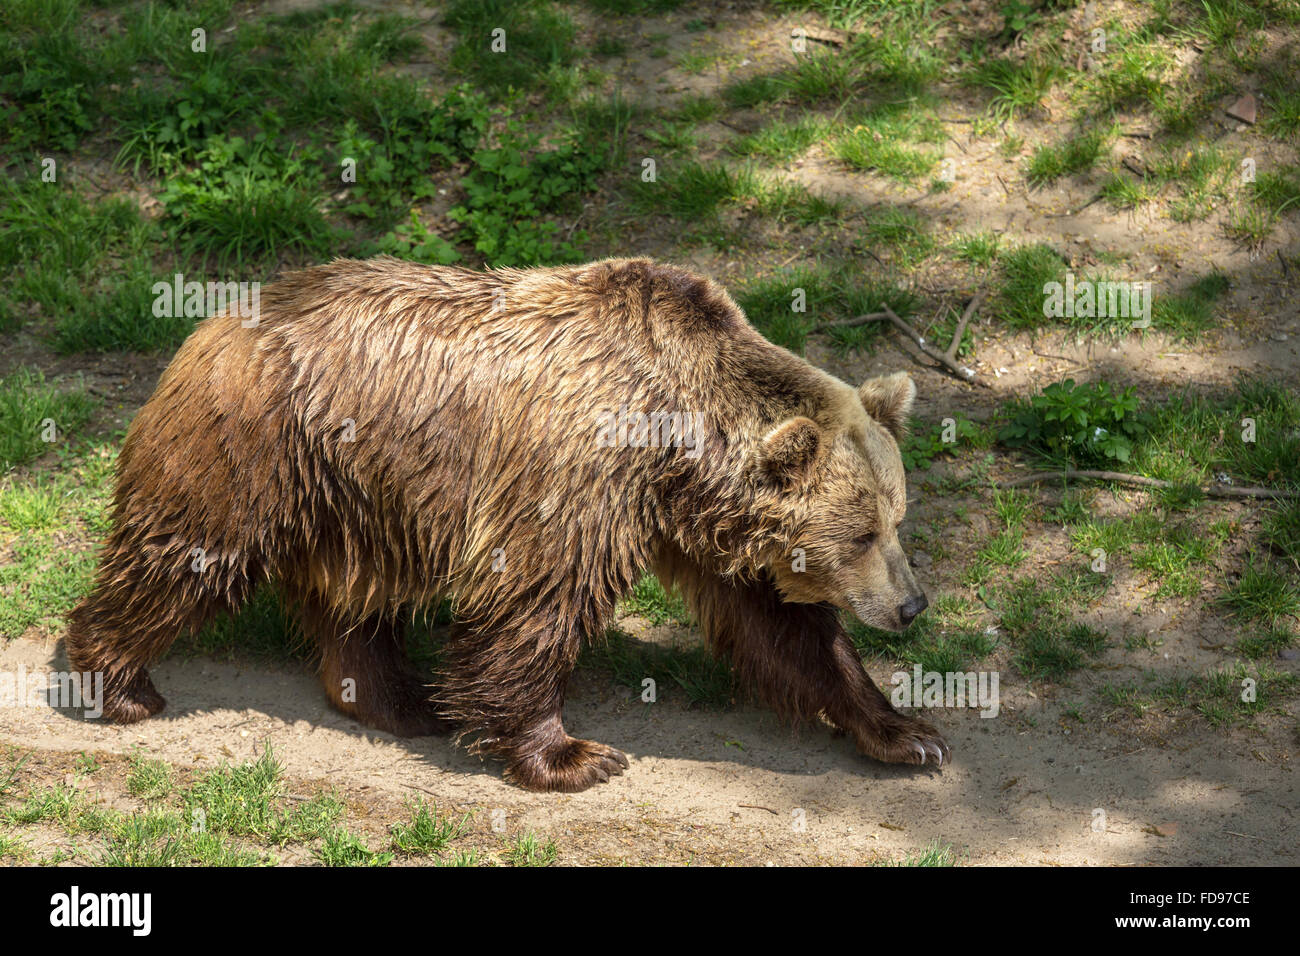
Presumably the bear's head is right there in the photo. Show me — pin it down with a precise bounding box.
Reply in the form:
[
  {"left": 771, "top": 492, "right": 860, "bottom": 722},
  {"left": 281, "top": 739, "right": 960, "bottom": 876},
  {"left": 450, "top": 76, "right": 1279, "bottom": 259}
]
[{"left": 751, "top": 371, "right": 929, "bottom": 632}]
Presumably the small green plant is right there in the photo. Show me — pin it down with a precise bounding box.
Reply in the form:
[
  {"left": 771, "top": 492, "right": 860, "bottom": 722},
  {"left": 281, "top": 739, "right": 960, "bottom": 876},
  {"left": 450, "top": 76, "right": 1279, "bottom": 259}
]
[
  {"left": 874, "top": 840, "right": 956, "bottom": 866},
  {"left": 506, "top": 831, "right": 557, "bottom": 866},
  {"left": 1263, "top": 499, "right": 1300, "bottom": 568},
  {"left": 1217, "top": 560, "right": 1300, "bottom": 626},
  {"left": 619, "top": 575, "right": 690, "bottom": 627},
  {"left": 389, "top": 798, "right": 469, "bottom": 856},
  {"left": 450, "top": 122, "right": 605, "bottom": 265},
  {"left": 315, "top": 827, "right": 395, "bottom": 866},
  {"left": 127, "top": 753, "right": 174, "bottom": 801},
  {"left": 374, "top": 210, "right": 462, "bottom": 265},
  {"left": 999, "top": 379, "right": 1143, "bottom": 465},
  {"left": 900, "top": 415, "right": 981, "bottom": 470},
  {"left": 158, "top": 132, "right": 334, "bottom": 268}
]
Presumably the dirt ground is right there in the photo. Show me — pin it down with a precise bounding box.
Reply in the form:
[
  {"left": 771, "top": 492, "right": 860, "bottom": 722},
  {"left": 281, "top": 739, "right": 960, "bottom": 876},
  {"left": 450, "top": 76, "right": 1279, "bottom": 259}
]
[{"left": 2, "top": 597, "right": 1295, "bottom": 867}]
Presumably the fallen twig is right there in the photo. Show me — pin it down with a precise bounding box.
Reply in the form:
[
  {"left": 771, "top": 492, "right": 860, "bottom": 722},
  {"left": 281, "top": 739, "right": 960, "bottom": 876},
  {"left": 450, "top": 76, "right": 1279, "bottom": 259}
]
[
  {"left": 811, "top": 292, "right": 986, "bottom": 386},
  {"left": 947, "top": 289, "right": 984, "bottom": 362},
  {"left": 881, "top": 303, "right": 983, "bottom": 386},
  {"left": 1223, "top": 829, "right": 1267, "bottom": 842},
  {"left": 810, "top": 310, "right": 888, "bottom": 332},
  {"left": 1000, "top": 469, "right": 1298, "bottom": 500}
]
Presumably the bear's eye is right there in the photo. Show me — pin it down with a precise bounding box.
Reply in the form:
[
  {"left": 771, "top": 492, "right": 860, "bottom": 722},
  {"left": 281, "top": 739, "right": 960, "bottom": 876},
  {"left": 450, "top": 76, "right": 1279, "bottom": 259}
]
[{"left": 855, "top": 532, "right": 876, "bottom": 549}]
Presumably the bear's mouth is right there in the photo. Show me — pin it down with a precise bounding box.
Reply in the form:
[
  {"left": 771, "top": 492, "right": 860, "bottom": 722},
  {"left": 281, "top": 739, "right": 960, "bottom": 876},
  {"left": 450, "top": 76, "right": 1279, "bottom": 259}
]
[{"left": 849, "top": 597, "right": 906, "bottom": 633}]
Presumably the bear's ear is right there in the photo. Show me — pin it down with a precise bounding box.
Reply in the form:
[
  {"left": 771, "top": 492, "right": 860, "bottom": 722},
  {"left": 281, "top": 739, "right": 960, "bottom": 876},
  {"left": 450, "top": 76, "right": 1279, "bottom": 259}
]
[
  {"left": 858, "top": 372, "right": 915, "bottom": 441},
  {"left": 757, "top": 416, "right": 823, "bottom": 482}
]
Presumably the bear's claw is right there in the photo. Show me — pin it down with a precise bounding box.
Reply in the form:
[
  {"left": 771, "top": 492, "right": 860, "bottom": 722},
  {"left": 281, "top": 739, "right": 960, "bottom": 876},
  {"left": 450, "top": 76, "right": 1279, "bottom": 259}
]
[
  {"left": 856, "top": 715, "right": 951, "bottom": 769},
  {"left": 506, "top": 736, "right": 630, "bottom": 792}
]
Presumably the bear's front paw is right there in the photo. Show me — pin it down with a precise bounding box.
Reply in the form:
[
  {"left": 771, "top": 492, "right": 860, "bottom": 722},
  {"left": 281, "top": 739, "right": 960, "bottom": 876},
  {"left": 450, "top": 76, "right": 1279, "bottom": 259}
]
[
  {"left": 506, "top": 737, "right": 630, "bottom": 793},
  {"left": 856, "top": 715, "right": 950, "bottom": 768}
]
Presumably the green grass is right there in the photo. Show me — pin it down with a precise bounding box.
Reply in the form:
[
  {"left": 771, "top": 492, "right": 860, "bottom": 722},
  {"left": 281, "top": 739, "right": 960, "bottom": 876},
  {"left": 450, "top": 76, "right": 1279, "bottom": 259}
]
[
  {"left": 1150, "top": 146, "right": 1234, "bottom": 221},
  {"left": 995, "top": 243, "right": 1067, "bottom": 330},
  {"left": 743, "top": 177, "right": 847, "bottom": 227},
  {"left": 1025, "top": 128, "right": 1108, "bottom": 186},
  {"left": 582, "top": 627, "right": 734, "bottom": 709},
  {"left": 1086, "top": 36, "right": 1175, "bottom": 112},
  {"left": 443, "top": 0, "right": 577, "bottom": 95},
  {"left": 0, "top": 176, "right": 189, "bottom": 351},
  {"left": 1251, "top": 169, "right": 1300, "bottom": 220},
  {"left": 723, "top": 73, "right": 786, "bottom": 109},
  {"left": 862, "top": 207, "right": 936, "bottom": 266},
  {"left": 0, "top": 527, "right": 97, "bottom": 639},
  {"left": 735, "top": 261, "right": 915, "bottom": 354},
  {"left": 1236, "top": 625, "right": 1296, "bottom": 661},
  {"left": 1100, "top": 661, "right": 1297, "bottom": 728},
  {"left": 965, "top": 54, "right": 1061, "bottom": 119},
  {"left": 184, "top": 745, "right": 343, "bottom": 845},
  {"left": 1099, "top": 170, "right": 1156, "bottom": 210},
  {"left": 158, "top": 134, "right": 336, "bottom": 269},
  {"left": 2, "top": 781, "right": 112, "bottom": 833},
  {"left": 984, "top": 575, "right": 1109, "bottom": 681},
  {"left": 505, "top": 831, "right": 557, "bottom": 866},
  {"left": 949, "top": 231, "right": 1003, "bottom": 268},
  {"left": 0, "top": 748, "right": 501, "bottom": 866},
  {"left": 0, "top": 441, "right": 116, "bottom": 639},
  {"left": 1151, "top": 273, "right": 1229, "bottom": 340},
  {"left": 1217, "top": 560, "right": 1300, "bottom": 626},
  {"left": 1224, "top": 203, "right": 1275, "bottom": 247},
  {"left": 831, "top": 108, "right": 944, "bottom": 182},
  {"left": 619, "top": 574, "right": 690, "bottom": 626},
  {"left": 1130, "top": 377, "right": 1300, "bottom": 494},
  {"left": 1263, "top": 499, "right": 1300, "bottom": 568},
  {"left": 0, "top": 368, "right": 95, "bottom": 471},
  {"left": 873, "top": 840, "right": 956, "bottom": 866},
  {"left": 847, "top": 595, "right": 996, "bottom": 676},
  {"left": 127, "top": 753, "right": 174, "bottom": 801},
  {"left": 314, "top": 827, "right": 395, "bottom": 866},
  {"left": 176, "top": 585, "right": 303, "bottom": 662},
  {"left": 730, "top": 115, "right": 830, "bottom": 162},
  {"left": 632, "top": 160, "right": 750, "bottom": 221},
  {"left": 389, "top": 797, "right": 470, "bottom": 856}
]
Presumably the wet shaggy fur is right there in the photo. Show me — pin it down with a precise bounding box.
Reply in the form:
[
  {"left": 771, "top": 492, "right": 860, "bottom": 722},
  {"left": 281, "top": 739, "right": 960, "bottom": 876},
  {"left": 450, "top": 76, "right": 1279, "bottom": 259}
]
[{"left": 66, "top": 256, "right": 949, "bottom": 792}]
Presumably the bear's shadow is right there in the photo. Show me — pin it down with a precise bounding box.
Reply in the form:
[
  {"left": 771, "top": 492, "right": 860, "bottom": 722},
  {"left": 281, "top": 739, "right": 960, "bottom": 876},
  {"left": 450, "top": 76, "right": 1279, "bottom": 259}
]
[{"left": 47, "top": 643, "right": 944, "bottom": 788}]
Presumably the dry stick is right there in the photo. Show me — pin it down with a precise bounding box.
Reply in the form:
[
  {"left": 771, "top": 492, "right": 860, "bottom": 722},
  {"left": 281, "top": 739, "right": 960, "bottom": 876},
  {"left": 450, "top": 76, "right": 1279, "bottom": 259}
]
[
  {"left": 881, "top": 304, "right": 983, "bottom": 385},
  {"left": 947, "top": 289, "right": 984, "bottom": 363},
  {"left": 811, "top": 296, "right": 985, "bottom": 385},
  {"left": 810, "top": 310, "right": 888, "bottom": 331},
  {"left": 999, "top": 469, "right": 1298, "bottom": 500}
]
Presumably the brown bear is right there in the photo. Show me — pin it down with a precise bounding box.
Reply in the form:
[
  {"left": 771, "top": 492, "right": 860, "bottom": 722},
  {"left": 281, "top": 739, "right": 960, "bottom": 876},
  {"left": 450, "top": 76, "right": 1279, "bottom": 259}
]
[{"left": 66, "top": 256, "right": 949, "bottom": 792}]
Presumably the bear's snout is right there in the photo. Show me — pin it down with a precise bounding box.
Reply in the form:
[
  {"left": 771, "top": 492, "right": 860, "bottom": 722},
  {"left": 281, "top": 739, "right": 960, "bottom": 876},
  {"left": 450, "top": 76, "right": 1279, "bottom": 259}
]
[{"left": 899, "top": 592, "right": 929, "bottom": 627}]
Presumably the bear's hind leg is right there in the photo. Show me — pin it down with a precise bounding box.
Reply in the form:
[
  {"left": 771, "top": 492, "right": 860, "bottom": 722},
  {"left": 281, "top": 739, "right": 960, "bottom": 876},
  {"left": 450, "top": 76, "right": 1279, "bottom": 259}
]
[
  {"left": 295, "top": 595, "right": 452, "bottom": 737},
  {"left": 436, "top": 621, "right": 628, "bottom": 792},
  {"left": 66, "top": 542, "right": 243, "bottom": 723}
]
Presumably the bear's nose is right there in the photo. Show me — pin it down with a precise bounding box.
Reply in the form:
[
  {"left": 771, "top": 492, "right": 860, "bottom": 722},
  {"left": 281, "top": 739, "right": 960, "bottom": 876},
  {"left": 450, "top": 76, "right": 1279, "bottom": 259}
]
[{"left": 899, "top": 593, "right": 929, "bottom": 626}]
